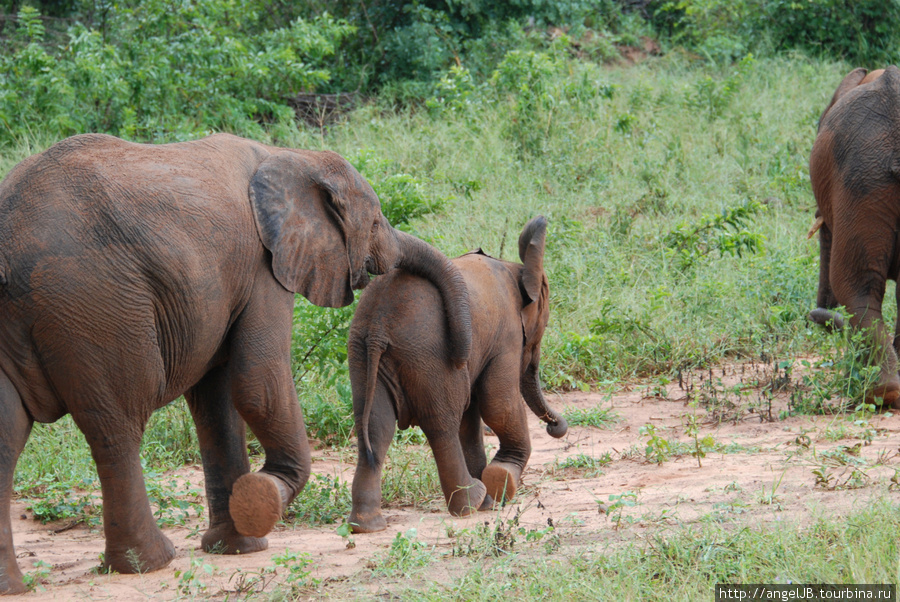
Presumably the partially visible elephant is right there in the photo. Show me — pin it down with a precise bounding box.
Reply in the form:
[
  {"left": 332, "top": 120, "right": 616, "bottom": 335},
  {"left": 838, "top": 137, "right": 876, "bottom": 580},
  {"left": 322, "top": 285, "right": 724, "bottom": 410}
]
[
  {"left": 808, "top": 65, "right": 900, "bottom": 404},
  {"left": 0, "top": 133, "right": 471, "bottom": 594},
  {"left": 346, "top": 216, "right": 567, "bottom": 533}
]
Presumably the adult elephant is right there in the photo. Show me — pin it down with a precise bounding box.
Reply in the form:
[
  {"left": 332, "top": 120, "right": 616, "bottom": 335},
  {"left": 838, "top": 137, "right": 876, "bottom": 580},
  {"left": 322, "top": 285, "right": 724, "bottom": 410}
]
[
  {"left": 0, "top": 133, "right": 471, "bottom": 593},
  {"left": 808, "top": 66, "right": 900, "bottom": 405}
]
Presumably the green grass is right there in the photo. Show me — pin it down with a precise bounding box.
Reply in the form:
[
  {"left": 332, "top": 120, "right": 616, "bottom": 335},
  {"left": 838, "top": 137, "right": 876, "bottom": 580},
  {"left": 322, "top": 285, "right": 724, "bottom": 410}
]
[{"left": 373, "top": 499, "right": 900, "bottom": 601}]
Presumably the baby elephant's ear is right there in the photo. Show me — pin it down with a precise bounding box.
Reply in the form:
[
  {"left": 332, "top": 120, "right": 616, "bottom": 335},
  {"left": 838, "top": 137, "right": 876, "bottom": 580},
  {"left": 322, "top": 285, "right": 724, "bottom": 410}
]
[{"left": 518, "top": 215, "right": 548, "bottom": 303}]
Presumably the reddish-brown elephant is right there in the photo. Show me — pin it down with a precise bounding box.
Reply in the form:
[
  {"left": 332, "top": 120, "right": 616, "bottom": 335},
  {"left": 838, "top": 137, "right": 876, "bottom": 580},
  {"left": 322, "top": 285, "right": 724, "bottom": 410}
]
[
  {"left": 808, "top": 66, "right": 900, "bottom": 405},
  {"left": 346, "top": 216, "right": 567, "bottom": 533},
  {"left": 0, "top": 133, "right": 471, "bottom": 593}
]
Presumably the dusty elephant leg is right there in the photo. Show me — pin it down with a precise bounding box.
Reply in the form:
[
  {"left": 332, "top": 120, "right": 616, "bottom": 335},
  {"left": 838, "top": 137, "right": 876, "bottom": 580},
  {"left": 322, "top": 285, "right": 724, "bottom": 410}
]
[
  {"left": 186, "top": 367, "right": 267, "bottom": 555},
  {"left": 473, "top": 360, "right": 533, "bottom": 504},
  {"left": 348, "top": 380, "right": 396, "bottom": 533},
  {"left": 73, "top": 411, "right": 176, "bottom": 575},
  {"left": 480, "top": 396, "right": 531, "bottom": 504},
  {"left": 458, "top": 401, "right": 493, "bottom": 511},
  {"left": 227, "top": 285, "right": 311, "bottom": 539},
  {"left": 831, "top": 251, "right": 900, "bottom": 404},
  {"left": 0, "top": 372, "right": 32, "bottom": 594},
  {"left": 424, "top": 427, "right": 487, "bottom": 517}
]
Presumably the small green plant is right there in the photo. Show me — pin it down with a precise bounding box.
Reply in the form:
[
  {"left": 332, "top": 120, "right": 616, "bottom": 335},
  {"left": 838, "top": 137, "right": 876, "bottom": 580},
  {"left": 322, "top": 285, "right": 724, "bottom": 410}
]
[
  {"left": 562, "top": 405, "right": 619, "bottom": 429},
  {"left": 603, "top": 490, "right": 639, "bottom": 531},
  {"left": 336, "top": 521, "right": 356, "bottom": 549},
  {"left": 22, "top": 559, "right": 51, "bottom": 592},
  {"left": 687, "top": 54, "right": 756, "bottom": 120},
  {"left": 758, "top": 470, "right": 786, "bottom": 506},
  {"left": 375, "top": 528, "right": 433, "bottom": 576},
  {"left": 683, "top": 414, "right": 716, "bottom": 468},
  {"left": 271, "top": 549, "right": 317, "bottom": 594},
  {"left": 143, "top": 470, "right": 204, "bottom": 528},
  {"left": 663, "top": 198, "right": 765, "bottom": 271},
  {"left": 553, "top": 452, "right": 612, "bottom": 477},
  {"left": 26, "top": 484, "right": 98, "bottom": 526},
  {"left": 285, "top": 474, "right": 351, "bottom": 526},
  {"left": 174, "top": 552, "right": 217, "bottom": 596},
  {"left": 639, "top": 424, "right": 673, "bottom": 465}
]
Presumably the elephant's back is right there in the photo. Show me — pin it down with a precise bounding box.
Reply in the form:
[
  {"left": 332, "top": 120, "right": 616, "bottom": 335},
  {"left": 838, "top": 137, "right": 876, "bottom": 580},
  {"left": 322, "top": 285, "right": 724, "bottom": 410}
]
[
  {"left": 0, "top": 134, "right": 271, "bottom": 420},
  {"left": 816, "top": 66, "right": 900, "bottom": 205},
  {"left": 353, "top": 270, "right": 447, "bottom": 357}
]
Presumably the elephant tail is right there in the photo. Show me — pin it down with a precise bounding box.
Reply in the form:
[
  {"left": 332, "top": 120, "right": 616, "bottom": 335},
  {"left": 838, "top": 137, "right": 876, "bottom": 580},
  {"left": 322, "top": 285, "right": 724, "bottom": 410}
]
[{"left": 360, "top": 339, "right": 386, "bottom": 468}]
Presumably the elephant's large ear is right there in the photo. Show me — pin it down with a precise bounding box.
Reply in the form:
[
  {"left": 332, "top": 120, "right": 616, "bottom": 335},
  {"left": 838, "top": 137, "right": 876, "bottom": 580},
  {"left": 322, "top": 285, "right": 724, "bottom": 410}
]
[
  {"left": 820, "top": 68, "right": 868, "bottom": 126},
  {"left": 249, "top": 151, "right": 354, "bottom": 307},
  {"left": 518, "top": 216, "right": 549, "bottom": 341}
]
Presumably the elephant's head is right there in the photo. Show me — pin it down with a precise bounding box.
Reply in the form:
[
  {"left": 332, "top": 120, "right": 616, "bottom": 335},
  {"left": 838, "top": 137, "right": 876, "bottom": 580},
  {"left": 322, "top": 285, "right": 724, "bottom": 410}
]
[
  {"left": 248, "top": 150, "right": 471, "bottom": 364},
  {"left": 516, "top": 216, "right": 567, "bottom": 438}
]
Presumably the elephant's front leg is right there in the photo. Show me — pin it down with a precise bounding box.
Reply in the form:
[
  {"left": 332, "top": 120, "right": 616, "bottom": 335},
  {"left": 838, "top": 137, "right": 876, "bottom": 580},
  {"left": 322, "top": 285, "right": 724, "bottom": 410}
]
[
  {"left": 186, "top": 366, "right": 267, "bottom": 555},
  {"left": 0, "top": 372, "right": 32, "bottom": 594},
  {"left": 72, "top": 412, "right": 175, "bottom": 574},
  {"left": 225, "top": 280, "right": 312, "bottom": 539}
]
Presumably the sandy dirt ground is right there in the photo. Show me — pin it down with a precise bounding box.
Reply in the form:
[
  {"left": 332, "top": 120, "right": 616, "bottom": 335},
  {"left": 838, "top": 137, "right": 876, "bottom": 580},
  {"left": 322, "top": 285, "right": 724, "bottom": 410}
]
[{"left": 9, "top": 362, "right": 900, "bottom": 600}]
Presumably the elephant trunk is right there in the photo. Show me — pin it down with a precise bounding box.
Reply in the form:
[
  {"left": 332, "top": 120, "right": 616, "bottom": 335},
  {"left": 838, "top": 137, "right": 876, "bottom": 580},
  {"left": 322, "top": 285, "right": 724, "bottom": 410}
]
[
  {"left": 521, "top": 363, "right": 567, "bottom": 438},
  {"left": 390, "top": 229, "right": 472, "bottom": 367},
  {"left": 809, "top": 220, "right": 845, "bottom": 331}
]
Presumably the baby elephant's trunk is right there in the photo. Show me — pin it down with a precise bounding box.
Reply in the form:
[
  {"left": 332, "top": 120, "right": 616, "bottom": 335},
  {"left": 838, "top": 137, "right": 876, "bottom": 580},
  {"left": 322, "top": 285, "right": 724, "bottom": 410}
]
[{"left": 521, "top": 364, "right": 567, "bottom": 438}]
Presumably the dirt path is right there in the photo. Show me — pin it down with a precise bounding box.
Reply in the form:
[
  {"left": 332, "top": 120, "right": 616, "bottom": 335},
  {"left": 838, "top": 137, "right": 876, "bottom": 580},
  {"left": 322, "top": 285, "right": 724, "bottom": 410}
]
[{"left": 11, "top": 367, "right": 900, "bottom": 599}]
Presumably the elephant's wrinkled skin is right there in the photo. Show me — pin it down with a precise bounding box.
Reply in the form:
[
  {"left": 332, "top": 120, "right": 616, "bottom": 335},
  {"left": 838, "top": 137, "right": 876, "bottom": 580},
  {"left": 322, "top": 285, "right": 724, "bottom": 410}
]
[
  {"left": 346, "top": 216, "right": 566, "bottom": 533},
  {"left": 808, "top": 66, "right": 900, "bottom": 405},
  {"left": 0, "top": 133, "right": 471, "bottom": 593}
]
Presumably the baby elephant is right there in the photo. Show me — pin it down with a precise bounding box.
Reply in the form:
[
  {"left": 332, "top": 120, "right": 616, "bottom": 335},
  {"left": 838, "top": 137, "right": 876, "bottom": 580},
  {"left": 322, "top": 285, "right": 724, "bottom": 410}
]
[{"left": 347, "top": 215, "right": 567, "bottom": 533}]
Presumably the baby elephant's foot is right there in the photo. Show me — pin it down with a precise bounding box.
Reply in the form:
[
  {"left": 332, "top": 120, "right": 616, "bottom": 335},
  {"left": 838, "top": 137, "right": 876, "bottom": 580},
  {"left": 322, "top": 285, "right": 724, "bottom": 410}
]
[
  {"left": 348, "top": 508, "right": 387, "bottom": 533},
  {"left": 202, "top": 522, "right": 268, "bottom": 555},
  {"left": 229, "top": 473, "right": 288, "bottom": 538},
  {"left": 482, "top": 462, "right": 522, "bottom": 504},
  {"left": 104, "top": 531, "right": 175, "bottom": 574},
  {"left": 447, "top": 479, "right": 487, "bottom": 517}
]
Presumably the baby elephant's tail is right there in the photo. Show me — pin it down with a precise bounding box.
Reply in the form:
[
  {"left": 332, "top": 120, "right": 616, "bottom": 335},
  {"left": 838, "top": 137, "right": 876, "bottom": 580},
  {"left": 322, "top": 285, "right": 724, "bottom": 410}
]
[{"left": 360, "top": 340, "right": 386, "bottom": 468}]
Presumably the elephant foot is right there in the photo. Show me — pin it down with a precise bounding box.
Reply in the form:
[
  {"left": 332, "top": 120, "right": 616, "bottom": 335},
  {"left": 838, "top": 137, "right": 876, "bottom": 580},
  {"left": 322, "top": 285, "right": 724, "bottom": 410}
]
[
  {"left": 0, "top": 559, "right": 25, "bottom": 595},
  {"left": 869, "top": 377, "right": 900, "bottom": 408},
  {"left": 482, "top": 462, "right": 521, "bottom": 504},
  {"left": 201, "top": 522, "right": 268, "bottom": 555},
  {"left": 229, "top": 472, "right": 288, "bottom": 538},
  {"left": 103, "top": 531, "right": 175, "bottom": 574},
  {"left": 348, "top": 509, "right": 387, "bottom": 534},
  {"left": 478, "top": 493, "right": 495, "bottom": 511},
  {"left": 446, "top": 479, "right": 486, "bottom": 517}
]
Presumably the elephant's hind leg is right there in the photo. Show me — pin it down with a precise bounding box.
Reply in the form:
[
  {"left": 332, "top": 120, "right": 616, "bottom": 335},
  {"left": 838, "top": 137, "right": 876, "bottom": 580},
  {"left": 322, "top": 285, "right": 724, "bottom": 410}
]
[
  {"left": 476, "top": 364, "right": 531, "bottom": 504},
  {"left": 831, "top": 217, "right": 900, "bottom": 404},
  {"left": 0, "top": 372, "right": 32, "bottom": 594},
  {"left": 72, "top": 410, "right": 175, "bottom": 575},
  {"left": 420, "top": 386, "right": 487, "bottom": 516},
  {"left": 348, "top": 379, "right": 396, "bottom": 533},
  {"left": 186, "top": 366, "right": 267, "bottom": 555}
]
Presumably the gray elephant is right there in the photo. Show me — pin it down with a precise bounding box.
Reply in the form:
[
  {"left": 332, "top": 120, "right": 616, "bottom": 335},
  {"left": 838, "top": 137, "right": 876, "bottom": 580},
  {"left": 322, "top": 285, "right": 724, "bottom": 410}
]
[
  {"left": 0, "top": 133, "right": 471, "bottom": 593},
  {"left": 808, "top": 66, "right": 900, "bottom": 404},
  {"left": 346, "top": 216, "right": 567, "bottom": 533}
]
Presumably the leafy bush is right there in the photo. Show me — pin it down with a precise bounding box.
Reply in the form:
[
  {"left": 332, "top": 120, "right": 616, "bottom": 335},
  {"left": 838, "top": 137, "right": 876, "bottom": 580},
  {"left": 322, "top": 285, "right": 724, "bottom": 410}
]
[
  {"left": 652, "top": 0, "right": 900, "bottom": 65},
  {"left": 0, "top": 3, "right": 354, "bottom": 145}
]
